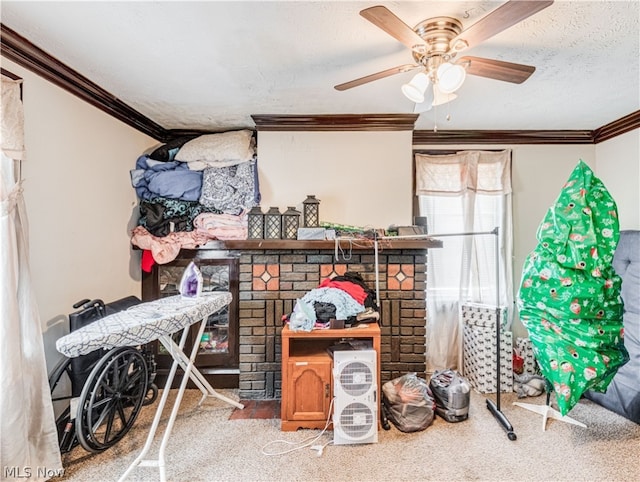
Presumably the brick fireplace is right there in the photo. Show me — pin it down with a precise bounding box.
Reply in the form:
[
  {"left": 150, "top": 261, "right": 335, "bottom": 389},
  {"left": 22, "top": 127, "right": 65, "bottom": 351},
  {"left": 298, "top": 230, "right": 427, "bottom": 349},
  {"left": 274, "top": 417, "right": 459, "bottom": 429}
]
[
  {"left": 222, "top": 238, "right": 442, "bottom": 400},
  {"left": 142, "top": 238, "right": 441, "bottom": 398}
]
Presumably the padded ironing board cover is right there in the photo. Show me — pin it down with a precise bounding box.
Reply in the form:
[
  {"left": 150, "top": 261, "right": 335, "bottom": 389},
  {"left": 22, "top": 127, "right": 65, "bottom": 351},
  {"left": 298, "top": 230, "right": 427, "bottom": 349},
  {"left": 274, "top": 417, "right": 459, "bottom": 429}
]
[
  {"left": 517, "top": 160, "right": 628, "bottom": 416},
  {"left": 56, "top": 292, "right": 232, "bottom": 358}
]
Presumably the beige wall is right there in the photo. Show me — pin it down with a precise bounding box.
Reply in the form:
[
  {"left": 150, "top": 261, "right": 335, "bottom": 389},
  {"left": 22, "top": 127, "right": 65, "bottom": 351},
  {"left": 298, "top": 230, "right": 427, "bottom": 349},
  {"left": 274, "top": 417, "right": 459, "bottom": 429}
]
[
  {"left": 2, "top": 58, "right": 155, "bottom": 369},
  {"left": 594, "top": 129, "right": 640, "bottom": 230},
  {"left": 257, "top": 131, "right": 414, "bottom": 228}
]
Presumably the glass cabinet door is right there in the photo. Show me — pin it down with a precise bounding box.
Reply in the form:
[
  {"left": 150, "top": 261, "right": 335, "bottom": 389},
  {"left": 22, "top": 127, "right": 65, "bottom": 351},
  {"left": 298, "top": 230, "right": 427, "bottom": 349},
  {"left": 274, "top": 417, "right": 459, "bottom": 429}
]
[
  {"left": 157, "top": 262, "right": 232, "bottom": 357},
  {"left": 142, "top": 254, "right": 239, "bottom": 387}
]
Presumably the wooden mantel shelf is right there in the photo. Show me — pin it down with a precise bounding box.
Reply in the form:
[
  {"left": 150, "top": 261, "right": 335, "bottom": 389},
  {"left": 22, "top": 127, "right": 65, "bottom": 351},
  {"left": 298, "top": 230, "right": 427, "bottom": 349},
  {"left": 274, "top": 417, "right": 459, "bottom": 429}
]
[{"left": 198, "top": 237, "right": 443, "bottom": 250}]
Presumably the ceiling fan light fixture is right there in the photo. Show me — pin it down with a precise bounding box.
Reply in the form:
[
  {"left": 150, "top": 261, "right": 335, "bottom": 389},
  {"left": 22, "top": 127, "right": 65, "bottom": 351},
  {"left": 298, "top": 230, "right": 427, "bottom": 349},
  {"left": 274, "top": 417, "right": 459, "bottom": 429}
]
[
  {"left": 437, "top": 62, "right": 466, "bottom": 94},
  {"left": 413, "top": 83, "right": 435, "bottom": 113},
  {"left": 432, "top": 84, "right": 457, "bottom": 106},
  {"left": 401, "top": 72, "right": 430, "bottom": 103},
  {"left": 452, "top": 39, "right": 468, "bottom": 52}
]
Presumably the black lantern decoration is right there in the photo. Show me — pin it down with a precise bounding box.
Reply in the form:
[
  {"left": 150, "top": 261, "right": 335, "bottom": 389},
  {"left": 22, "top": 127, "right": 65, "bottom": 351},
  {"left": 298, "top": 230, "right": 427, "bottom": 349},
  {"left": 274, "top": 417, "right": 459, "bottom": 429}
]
[
  {"left": 302, "top": 195, "right": 320, "bottom": 227},
  {"left": 264, "top": 207, "right": 282, "bottom": 239},
  {"left": 247, "top": 206, "right": 264, "bottom": 239},
  {"left": 281, "top": 206, "right": 301, "bottom": 239}
]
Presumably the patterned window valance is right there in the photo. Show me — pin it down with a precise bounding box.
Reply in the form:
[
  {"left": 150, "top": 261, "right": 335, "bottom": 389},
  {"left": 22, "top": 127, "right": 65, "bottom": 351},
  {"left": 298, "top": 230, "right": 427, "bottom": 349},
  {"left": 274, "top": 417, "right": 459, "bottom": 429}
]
[
  {"left": 415, "top": 150, "right": 511, "bottom": 196},
  {"left": 1, "top": 75, "right": 25, "bottom": 160}
]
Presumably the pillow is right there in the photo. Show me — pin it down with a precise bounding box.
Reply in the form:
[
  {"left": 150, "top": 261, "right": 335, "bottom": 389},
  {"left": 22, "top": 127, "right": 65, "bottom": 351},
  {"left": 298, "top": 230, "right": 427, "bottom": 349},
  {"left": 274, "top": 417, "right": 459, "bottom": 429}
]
[{"left": 175, "top": 130, "right": 255, "bottom": 164}]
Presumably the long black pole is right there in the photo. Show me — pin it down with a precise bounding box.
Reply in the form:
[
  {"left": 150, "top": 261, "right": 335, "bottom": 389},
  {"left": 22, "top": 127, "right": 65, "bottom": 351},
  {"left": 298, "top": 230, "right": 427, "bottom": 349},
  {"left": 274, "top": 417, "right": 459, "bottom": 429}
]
[{"left": 484, "top": 227, "right": 516, "bottom": 440}]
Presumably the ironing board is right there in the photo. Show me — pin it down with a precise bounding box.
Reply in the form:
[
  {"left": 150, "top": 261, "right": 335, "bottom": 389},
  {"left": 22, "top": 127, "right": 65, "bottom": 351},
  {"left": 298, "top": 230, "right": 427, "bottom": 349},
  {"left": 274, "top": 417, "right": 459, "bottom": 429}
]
[{"left": 56, "top": 292, "right": 244, "bottom": 482}]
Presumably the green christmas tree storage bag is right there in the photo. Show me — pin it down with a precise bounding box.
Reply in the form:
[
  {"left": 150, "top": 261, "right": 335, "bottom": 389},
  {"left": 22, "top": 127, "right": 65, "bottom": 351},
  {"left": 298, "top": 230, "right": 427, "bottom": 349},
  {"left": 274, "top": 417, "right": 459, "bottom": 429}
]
[{"left": 517, "top": 160, "right": 628, "bottom": 416}]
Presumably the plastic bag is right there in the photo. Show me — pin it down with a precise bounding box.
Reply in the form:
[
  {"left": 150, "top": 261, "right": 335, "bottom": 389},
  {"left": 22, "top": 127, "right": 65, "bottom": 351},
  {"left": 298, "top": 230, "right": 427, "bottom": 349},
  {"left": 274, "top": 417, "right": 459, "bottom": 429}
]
[
  {"left": 179, "top": 261, "right": 203, "bottom": 299},
  {"left": 429, "top": 369, "right": 470, "bottom": 423},
  {"left": 381, "top": 373, "right": 435, "bottom": 432},
  {"left": 513, "top": 373, "right": 547, "bottom": 398},
  {"left": 517, "top": 160, "right": 628, "bottom": 415},
  {"left": 289, "top": 298, "right": 316, "bottom": 332}
]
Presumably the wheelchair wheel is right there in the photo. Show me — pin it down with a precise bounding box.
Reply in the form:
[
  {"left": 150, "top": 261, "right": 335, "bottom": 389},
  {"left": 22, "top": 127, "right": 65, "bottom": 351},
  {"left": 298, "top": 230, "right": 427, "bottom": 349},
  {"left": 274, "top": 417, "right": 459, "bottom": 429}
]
[
  {"left": 48, "top": 357, "right": 79, "bottom": 453},
  {"left": 76, "top": 347, "right": 148, "bottom": 453},
  {"left": 143, "top": 383, "right": 159, "bottom": 406}
]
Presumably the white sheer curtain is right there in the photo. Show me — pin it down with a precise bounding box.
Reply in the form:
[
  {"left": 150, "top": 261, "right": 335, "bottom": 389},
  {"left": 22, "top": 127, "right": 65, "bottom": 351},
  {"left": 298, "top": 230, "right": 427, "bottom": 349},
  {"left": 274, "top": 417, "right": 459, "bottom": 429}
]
[
  {"left": 415, "top": 150, "right": 513, "bottom": 373},
  {"left": 1, "top": 75, "right": 62, "bottom": 479}
]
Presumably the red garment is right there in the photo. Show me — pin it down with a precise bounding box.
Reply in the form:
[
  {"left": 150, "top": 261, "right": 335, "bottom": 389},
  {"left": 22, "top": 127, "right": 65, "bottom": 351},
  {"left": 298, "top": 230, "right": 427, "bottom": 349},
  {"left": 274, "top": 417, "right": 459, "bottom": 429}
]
[
  {"left": 318, "top": 278, "right": 368, "bottom": 305},
  {"left": 141, "top": 249, "right": 156, "bottom": 273}
]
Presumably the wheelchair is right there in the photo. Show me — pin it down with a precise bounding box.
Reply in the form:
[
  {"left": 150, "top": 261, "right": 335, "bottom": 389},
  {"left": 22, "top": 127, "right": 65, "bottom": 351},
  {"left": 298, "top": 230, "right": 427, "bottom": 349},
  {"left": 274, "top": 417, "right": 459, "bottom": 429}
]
[{"left": 48, "top": 296, "right": 158, "bottom": 454}]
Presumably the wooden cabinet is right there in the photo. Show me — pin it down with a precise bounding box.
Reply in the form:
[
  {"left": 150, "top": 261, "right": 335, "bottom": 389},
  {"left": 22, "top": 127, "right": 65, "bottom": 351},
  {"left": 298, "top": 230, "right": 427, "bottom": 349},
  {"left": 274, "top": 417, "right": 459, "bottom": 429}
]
[
  {"left": 280, "top": 323, "right": 381, "bottom": 431},
  {"left": 286, "top": 354, "right": 332, "bottom": 423},
  {"left": 142, "top": 250, "right": 239, "bottom": 388}
]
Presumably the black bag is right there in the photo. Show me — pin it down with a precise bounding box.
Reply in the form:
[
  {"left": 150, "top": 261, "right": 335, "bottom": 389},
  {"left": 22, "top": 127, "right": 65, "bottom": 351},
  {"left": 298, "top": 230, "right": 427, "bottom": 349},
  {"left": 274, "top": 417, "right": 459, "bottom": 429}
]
[{"left": 429, "top": 369, "right": 471, "bottom": 423}]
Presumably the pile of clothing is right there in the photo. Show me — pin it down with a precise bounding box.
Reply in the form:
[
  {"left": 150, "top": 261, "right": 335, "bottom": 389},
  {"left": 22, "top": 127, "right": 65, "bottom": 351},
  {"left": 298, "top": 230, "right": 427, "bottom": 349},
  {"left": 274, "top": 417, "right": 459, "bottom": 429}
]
[
  {"left": 129, "top": 130, "right": 260, "bottom": 268},
  {"left": 285, "top": 272, "right": 379, "bottom": 330}
]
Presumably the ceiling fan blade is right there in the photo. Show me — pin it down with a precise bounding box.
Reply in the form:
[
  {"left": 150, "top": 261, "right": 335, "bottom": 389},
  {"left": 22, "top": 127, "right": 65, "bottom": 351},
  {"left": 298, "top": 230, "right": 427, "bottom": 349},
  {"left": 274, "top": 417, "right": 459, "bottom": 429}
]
[
  {"left": 360, "top": 6, "right": 425, "bottom": 50},
  {"left": 334, "top": 64, "right": 419, "bottom": 91},
  {"left": 458, "top": 56, "right": 535, "bottom": 84},
  {"left": 449, "top": 1, "right": 554, "bottom": 52}
]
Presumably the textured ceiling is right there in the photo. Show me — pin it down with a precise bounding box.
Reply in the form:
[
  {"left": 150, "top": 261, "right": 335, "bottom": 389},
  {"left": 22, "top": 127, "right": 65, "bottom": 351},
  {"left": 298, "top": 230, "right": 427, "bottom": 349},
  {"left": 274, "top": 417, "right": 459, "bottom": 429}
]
[{"left": 2, "top": 1, "right": 639, "bottom": 132}]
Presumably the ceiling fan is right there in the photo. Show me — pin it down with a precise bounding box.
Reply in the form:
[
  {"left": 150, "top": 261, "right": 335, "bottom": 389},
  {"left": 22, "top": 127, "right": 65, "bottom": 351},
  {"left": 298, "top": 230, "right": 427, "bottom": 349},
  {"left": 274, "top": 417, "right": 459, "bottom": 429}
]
[{"left": 335, "top": 1, "right": 554, "bottom": 111}]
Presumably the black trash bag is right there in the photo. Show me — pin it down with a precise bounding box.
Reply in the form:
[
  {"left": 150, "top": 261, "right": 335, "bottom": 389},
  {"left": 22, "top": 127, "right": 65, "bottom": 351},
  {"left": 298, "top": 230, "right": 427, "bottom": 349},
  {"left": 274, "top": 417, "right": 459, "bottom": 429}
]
[
  {"left": 429, "top": 369, "right": 471, "bottom": 423},
  {"left": 381, "top": 373, "right": 435, "bottom": 432}
]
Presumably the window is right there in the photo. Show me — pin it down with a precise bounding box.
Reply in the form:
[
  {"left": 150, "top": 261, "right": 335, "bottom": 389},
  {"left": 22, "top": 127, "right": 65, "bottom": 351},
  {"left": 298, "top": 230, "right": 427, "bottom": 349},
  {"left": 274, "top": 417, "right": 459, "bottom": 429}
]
[{"left": 415, "top": 150, "right": 513, "bottom": 373}]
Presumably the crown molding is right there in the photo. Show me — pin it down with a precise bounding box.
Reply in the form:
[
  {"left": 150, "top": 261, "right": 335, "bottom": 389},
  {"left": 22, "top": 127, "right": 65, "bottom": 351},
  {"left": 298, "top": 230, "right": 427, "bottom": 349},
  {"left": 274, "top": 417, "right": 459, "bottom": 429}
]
[
  {"left": 412, "top": 129, "right": 595, "bottom": 145},
  {"left": 592, "top": 110, "right": 640, "bottom": 143},
  {"left": 413, "top": 111, "right": 640, "bottom": 145},
  {"left": 1, "top": 67, "right": 22, "bottom": 81},
  {"left": 1, "top": 24, "right": 166, "bottom": 141},
  {"left": 2, "top": 23, "right": 637, "bottom": 144},
  {"left": 251, "top": 114, "right": 418, "bottom": 131}
]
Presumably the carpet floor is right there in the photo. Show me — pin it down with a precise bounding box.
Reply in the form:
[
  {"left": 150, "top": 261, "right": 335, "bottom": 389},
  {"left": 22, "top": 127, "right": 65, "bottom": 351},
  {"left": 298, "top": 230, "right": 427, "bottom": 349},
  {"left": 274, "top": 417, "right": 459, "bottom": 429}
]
[{"left": 54, "top": 388, "right": 639, "bottom": 482}]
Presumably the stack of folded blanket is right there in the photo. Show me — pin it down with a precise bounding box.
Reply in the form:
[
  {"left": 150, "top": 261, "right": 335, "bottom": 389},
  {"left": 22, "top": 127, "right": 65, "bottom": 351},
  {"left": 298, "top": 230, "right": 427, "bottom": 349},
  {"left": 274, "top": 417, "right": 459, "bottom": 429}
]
[{"left": 129, "top": 130, "right": 260, "bottom": 266}]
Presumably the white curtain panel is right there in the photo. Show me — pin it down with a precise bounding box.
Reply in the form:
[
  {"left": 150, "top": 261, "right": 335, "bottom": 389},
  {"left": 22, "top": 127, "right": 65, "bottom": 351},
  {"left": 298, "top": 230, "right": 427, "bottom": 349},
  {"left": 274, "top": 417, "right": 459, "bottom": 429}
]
[
  {"left": 1, "top": 76, "right": 62, "bottom": 479},
  {"left": 1, "top": 77, "right": 26, "bottom": 160},
  {"left": 416, "top": 150, "right": 513, "bottom": 373}
]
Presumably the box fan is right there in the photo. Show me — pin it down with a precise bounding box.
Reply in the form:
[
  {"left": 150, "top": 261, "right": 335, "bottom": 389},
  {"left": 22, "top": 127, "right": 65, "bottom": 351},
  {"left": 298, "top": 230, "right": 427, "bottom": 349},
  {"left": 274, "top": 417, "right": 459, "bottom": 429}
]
[{"left": 332, "top": 350, "right": 378, "bottom": 445}]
